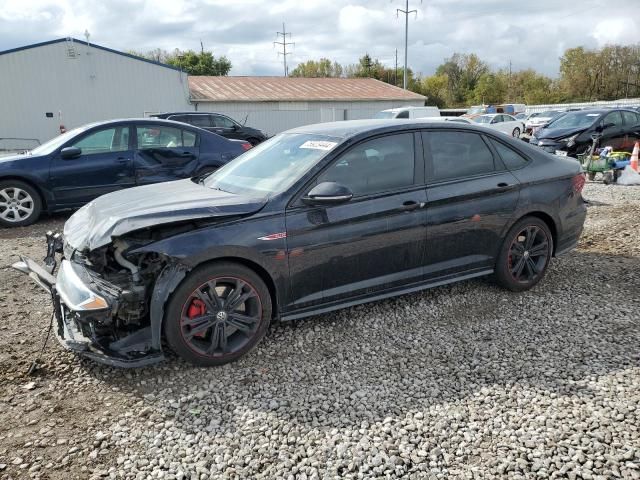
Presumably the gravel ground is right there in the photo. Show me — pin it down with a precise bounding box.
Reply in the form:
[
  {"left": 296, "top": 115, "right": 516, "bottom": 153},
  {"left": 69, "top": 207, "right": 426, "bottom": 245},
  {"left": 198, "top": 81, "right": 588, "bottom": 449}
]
[{"left": 1, "top": 182, "right": 639, "bottom": 480}]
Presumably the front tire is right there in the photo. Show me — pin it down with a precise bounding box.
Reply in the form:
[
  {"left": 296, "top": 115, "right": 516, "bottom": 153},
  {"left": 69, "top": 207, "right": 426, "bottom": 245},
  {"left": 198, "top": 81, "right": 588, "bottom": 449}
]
[
  {"left": 0, "top": 180, "right": 42, "bottom": 227},
  {"left": 495, "top": 217, "right": 553, "bottom": 292},
  {"left": 164, "top": 261, "right": 272, "bottom": 366},
  {"left": 512, "top": 127, "right": 521, "bottom": 138}
]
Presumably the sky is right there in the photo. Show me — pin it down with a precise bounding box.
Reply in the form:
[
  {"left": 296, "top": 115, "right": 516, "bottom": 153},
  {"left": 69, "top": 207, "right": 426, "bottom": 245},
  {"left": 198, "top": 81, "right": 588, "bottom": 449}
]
[{"left": 1, "top": 0, "right": 639, "bottom": 78}]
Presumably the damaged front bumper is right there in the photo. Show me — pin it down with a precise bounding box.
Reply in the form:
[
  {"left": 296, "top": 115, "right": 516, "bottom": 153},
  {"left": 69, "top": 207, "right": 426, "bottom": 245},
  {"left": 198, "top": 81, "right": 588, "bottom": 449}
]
[{"left": 12, "top": 250, "right": 166, "bottom": 368}]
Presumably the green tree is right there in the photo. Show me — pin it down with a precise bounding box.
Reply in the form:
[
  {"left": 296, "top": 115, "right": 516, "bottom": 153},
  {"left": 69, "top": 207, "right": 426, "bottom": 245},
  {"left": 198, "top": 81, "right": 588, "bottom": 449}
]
[
  {"left": 130, "top": 48, "right": 232, "bottom": 75},
  {"left": 290, "top": 58, "right": 343, "bottom": 77}
]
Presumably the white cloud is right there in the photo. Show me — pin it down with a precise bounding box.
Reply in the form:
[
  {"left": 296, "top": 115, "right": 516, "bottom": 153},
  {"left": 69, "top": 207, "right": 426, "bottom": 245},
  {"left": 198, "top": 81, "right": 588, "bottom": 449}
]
[{"left": 0, "top": 0, "right": 636, "bottom": 77}]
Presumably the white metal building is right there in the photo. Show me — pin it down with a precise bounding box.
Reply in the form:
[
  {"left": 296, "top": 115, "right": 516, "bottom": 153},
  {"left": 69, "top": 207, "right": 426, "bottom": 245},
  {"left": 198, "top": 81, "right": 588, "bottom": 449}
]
[
  {"left": 0, "top": 38, "right": 191, "bottom": 149},
  {"left": 189, "top": 77, "right": 426, "bottom": 136}
]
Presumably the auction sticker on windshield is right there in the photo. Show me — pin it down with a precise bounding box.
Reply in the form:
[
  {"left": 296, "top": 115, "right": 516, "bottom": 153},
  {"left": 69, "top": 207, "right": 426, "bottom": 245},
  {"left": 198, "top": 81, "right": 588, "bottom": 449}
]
[{"left": 300, "top": 140, "right": 338, "bottom": 151}]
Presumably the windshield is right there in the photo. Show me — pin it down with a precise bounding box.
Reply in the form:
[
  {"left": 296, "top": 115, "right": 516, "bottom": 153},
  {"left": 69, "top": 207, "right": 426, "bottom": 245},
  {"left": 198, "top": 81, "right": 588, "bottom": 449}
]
[
  {"left": 547, "top": 111, "right": 600, "bottom": 129},
  {"left": 30, "top": 125, "right": 92, "bottom": 155},
  {"left": 538, "top": 110, "right": 563, "bottom": 119},
  {"left": 374, "top": 111, "right": 395, "bottom": 119},
  {"left": 203, "top": 133, "right": 340, "bottom": 197},
  {"left": 473, "top": 115, "right": 492, "bottom": 124}
]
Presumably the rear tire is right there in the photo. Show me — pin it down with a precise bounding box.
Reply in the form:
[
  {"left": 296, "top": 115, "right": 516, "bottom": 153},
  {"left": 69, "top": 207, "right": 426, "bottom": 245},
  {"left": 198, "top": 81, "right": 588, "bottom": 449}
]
[
  {"left": 246, "top": 137, "right": 260, "bottom": 146},
  {"left": 495, "top": 217, "right": 553, "bottom": 292},
  {"left": 164, "top": 261, "right": 272, "bottom": 367},
  {"left": 0, "top": 180, "right": 42, "bottom": 227},
  {"left": 587, "top": 172, "right": 596, "bottom": 181}
]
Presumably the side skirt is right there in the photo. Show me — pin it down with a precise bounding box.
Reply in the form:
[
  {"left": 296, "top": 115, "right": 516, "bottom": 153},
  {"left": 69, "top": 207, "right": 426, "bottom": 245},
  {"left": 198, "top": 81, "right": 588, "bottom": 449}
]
[{"left": 280, "top": 268, "right": 494, "bottom": 322}]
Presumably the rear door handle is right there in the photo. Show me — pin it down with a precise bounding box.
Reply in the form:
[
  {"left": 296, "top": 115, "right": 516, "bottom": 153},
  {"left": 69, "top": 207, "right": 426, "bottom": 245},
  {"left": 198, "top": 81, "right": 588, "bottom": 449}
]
[
  {"left": 117, "top": 157, "right": 131, "bottom": 163},
  {"left": 401, "top": 200, "right": 420, "bottom": 211},
  {"left": 497, "top": 182, "right": 511, "bottom": 188}
]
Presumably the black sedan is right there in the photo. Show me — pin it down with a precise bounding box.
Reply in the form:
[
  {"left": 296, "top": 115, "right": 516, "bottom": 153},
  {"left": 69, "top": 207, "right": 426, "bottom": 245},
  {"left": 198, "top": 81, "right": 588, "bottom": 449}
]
[
  {"left": 13, "top": 120, "right": 587, "bottom": 367},
  {"left": 152, "top": 112, "right": 267, "bottom": 145},
  {"left": 530, "top": 108, "right": 640, "bottom": 157},
  {"left": 0, "top": 118, "right": 251, "bottom": 227}
]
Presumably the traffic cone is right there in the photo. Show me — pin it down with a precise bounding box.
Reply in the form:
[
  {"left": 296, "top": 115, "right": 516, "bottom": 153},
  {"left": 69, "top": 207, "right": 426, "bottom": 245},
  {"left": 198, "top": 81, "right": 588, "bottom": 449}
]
[{"left": 631, "top": 142, "right": 639, "bottom": 172}]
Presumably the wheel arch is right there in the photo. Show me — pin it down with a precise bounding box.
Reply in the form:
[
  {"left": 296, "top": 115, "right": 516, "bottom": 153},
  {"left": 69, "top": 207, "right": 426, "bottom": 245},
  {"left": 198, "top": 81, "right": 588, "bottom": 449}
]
[
  {"left": 515, "top": 211, "right": 558, "bottom": 255},
  {"left": 0, "top": 175, "right": 49, "bottom": 210}
]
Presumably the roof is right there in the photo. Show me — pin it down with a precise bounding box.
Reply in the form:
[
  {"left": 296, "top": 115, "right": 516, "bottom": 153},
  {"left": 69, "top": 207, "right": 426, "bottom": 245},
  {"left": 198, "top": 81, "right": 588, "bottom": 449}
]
[
  {"left": 286, "top": 119, "right": 479, "bottom": 139},
  {"left": 0, "top": 38, "right": 181, "bottom": 71},
  {"left": 188, "top": 76, "right": 426, "bottom": 103}
]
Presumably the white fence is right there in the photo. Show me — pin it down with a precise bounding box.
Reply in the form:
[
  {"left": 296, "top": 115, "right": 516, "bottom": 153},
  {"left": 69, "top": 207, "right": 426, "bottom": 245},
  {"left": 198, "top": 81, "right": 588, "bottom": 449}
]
[{"left": 526, "top": 98, "right": 640, "bottom": 114}]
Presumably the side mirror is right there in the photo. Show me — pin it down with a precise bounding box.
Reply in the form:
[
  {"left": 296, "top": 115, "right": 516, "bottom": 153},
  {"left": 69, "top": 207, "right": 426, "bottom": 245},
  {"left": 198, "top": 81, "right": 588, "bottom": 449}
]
[
  {"left": 303, "top": 182, "right": 353, "bottom": 205},
  {"left": 60, "top": 146, "right": 81, "bottom": 159}
]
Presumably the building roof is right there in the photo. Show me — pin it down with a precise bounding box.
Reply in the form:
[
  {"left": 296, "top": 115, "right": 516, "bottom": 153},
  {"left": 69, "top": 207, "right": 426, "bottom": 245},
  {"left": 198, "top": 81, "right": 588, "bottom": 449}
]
[
  {"left": 188, "top": 76, "right": 426, "bottom": 103},
  {"left": 0, "top": 38, "right": 181, "bottom": 71}
]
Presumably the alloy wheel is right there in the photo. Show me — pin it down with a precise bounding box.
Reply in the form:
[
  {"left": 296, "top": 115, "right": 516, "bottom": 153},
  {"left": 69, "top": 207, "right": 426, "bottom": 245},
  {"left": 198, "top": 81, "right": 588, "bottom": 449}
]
[
  {"left": 179, "top": 276, "right": 262, "bottom": 358},
  {"left": 508, "top": 225, "right": 550, "bottom": 283},
  {"left": 0, "top": 187, "right": 34, "bottom": 222}
]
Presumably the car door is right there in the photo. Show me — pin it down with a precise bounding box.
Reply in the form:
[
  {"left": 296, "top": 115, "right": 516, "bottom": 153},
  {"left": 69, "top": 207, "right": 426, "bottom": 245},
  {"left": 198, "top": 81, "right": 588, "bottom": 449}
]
[
  {"left": 134, "top": 124, "right": 200, "bottom": 185},
  {"left": 49, "top": 125, "right": 135, "bottom": 206},
  {"left": 211, "top": 115, "right": 242, "bottom": 139},
  {"left": 285, "top": 132, "right": 427, "bottom": 312},
  {"left": 599, "top": 111, "right": 625, "bottom": 150},
  {"left": 621, "top": 110, "right": 640, "bottom": 151},
  {"left": 421, "top": 130, "right": 520, "bottom": 279},
  {"left": 490, "top": 115, "right": 505, "bottom": 133}
]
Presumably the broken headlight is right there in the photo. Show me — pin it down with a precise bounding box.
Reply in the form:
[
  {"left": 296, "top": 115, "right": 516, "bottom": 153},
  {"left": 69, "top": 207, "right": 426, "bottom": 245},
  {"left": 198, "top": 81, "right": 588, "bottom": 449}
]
[{"left": 56, "top": 260, "right": 109, "bottom": 311}]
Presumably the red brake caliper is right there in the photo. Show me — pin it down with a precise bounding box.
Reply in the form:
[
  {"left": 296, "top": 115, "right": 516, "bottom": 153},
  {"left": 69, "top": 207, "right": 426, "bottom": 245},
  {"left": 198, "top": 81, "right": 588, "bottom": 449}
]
[{"left": 187, "top": 298, "right": 207, "bottom": 338}]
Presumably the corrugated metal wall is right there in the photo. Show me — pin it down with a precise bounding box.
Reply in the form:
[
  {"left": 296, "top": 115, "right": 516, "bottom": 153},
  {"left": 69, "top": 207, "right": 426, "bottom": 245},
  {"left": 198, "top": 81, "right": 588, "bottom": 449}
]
[
  {"left": 194, "top": 100, "right": 425, "bottom": 136},
  {"left": 0, "top": 41, "right": 191, "bottom": 147}
]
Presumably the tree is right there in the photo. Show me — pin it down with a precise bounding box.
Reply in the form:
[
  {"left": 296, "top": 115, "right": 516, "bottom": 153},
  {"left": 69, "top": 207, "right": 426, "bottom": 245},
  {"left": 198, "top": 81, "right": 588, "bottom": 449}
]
[
  {"left": 420, "top": 74, "right": 449, "bottom": 108},
  {"left": 130, "top": 48, "right": 232, "bottom": 76},
  {"left": 290, "top": 58, "right": 343, "bottom": 77},
  {"left": 436, "top": 53, "right": 489, "bottom": 106}
]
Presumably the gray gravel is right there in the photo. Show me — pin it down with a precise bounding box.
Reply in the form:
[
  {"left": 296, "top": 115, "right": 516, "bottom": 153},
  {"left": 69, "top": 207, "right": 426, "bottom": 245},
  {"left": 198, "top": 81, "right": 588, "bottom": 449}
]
[{"left": 1, "top": 182, "right": 640, "bottom": 479}]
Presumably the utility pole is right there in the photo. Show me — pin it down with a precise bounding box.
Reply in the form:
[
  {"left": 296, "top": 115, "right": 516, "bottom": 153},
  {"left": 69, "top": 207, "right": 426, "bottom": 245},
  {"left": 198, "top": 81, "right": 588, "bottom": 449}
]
[
  {"left": 274, "top": 23, "right": 294, "bottom": 77},
  {"left": 394, "top": 48, "right": 398, "bottom": 86},
  {"left": 508, "top": 59, "right": 512, "bottom": 102},
  {"left": 395, "top": 0, "right": 420, "bottom": 89}
]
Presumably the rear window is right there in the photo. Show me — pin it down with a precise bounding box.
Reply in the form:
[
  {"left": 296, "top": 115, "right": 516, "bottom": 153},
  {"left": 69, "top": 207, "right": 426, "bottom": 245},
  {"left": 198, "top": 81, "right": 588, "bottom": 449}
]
[
  {"left": 423, "top": 131, "right": 496, "bottom": 181},
  {"left": 489, "top": 138, "right": 528, "bottom": 169}
]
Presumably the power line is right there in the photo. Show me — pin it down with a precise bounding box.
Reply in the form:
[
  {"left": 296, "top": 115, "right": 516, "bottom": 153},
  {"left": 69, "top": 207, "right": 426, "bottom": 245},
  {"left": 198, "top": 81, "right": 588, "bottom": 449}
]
[
  {"left": 395, "top": 0, "right": 421, "bottom": 89},
  {"left": 274, "top": 23, "right": 294, "bottom": 77}
]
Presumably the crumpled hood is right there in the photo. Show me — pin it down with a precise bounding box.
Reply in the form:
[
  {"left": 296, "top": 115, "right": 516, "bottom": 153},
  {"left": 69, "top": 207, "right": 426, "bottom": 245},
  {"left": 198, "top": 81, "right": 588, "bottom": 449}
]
[
  {"left": 536, "top": 126, "right": 586, "bottom": 141},
  {"left": 64, "top": 179, "right": 266, "bottom": 251}
]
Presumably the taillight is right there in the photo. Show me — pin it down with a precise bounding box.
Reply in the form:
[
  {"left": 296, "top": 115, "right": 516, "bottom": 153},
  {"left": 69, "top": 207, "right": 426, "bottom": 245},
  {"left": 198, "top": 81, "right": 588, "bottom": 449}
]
[
  {"left": 241, "top": 142, "right": 252, "bottom": 151},
  {"left": 572, "top": 173, "right": 586, "bottom": 194}
]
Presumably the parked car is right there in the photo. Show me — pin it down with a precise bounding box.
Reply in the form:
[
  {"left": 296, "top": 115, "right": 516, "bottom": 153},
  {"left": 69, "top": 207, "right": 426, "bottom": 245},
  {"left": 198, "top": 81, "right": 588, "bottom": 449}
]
[
  {"left": 374, "top": 106, "right": 440, "bottom": 119},
  {"left": 0, "top": 118, "right": 251, "bottom": 227},
  {"left": 152, "top": 112, "right": 267, "bottom": 145},
  {"left": 530, "top": 108, "right": 640, "bottom": 157},
  {"left": 524, "top": 110, "right": 566, "bottom": 138},
  {"left": 472, "top": 114, "right": 525, "bottom": 137},
  {"left": 415, "top": 117, "right": 472, "bottom": 124},
  {"left": 13, "top": 119, "right": 587, "bottom": 367}
]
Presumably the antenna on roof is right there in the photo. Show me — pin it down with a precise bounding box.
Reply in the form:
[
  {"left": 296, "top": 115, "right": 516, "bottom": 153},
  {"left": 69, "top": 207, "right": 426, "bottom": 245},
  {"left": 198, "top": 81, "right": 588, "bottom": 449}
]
[{"left": 84, "top": 29, "right": 91, "bottom": 54}]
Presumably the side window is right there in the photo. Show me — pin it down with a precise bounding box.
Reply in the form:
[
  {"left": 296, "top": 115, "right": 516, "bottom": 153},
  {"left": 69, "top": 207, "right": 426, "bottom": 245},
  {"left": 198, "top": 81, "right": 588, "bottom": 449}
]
[
  {"left": 137, "top": 126, "right": 183, "bottom": 149},
  {"left": 622, "top": 111, "right": 639, "bottom": 126},
  {"left": 317, "top": 133, "right": 415, "bottom": 196},
  {"left": 183, "top": 130, "right": 197, "bottom": 147},
  {"left": 489, "top": 138, "right": 528, "bottom": 170},
  {"left": 71, "top": 127, "right": 130, "bottom": 155},
  {"left": 396, "top": 110, "right": 409, "bottom": 119},
  {"left": 169, "top": 115, "right": 188, "bottom": 123},
  {"left": 188, "top": 115, "right": 212, "bottom": 128},
  {"left": 424, "top": 131, "right": 495, "bottom": 181},
  {"left": 603, "top": 111, "right": 623, "bottom": 128},
  {"left": 503, "top": 115, "right": 515, "bottom": 122},
  {"left": 213, "top": 116, "right": 236, "bottom": 128}
]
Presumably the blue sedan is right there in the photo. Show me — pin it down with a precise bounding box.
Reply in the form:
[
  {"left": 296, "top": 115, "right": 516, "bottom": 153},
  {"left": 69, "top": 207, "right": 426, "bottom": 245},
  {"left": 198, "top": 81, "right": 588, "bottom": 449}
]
[{"left": 0, "top": 118, "right": 251, "bottom": 227}]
